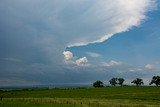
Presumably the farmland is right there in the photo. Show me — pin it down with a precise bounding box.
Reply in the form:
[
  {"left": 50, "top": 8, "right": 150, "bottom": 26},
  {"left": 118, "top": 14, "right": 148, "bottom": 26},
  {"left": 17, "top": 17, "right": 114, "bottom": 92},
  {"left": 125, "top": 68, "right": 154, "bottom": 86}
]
[{"left": 0, "top": 86, "right": 160, "bottom": 107}]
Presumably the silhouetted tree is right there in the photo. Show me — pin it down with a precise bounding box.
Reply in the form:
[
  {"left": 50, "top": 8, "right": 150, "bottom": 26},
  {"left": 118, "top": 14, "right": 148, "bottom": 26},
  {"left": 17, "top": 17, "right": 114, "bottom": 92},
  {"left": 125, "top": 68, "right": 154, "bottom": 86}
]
[
  {"left": 118, "top": 78, "right": 125, "bottom": 86},
  {"left": 149, "top": 76, "right": 160, "bottom": 86},
  {"left": 131, "top": 78, "right": 144, "bottom": 86},
  {"left": 93, "top": 80, "right": 104, "bottom": 88},
  {"left": 109, "top": 78, "right": 118, "bottom": 86}
]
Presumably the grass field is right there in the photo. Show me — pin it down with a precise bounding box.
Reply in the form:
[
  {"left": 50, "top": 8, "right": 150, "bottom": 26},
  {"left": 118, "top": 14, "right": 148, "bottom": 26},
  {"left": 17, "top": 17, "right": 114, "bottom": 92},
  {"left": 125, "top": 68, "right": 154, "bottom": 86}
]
[{"left": 0, "top": 86, "right": 160, "bottom": 107}]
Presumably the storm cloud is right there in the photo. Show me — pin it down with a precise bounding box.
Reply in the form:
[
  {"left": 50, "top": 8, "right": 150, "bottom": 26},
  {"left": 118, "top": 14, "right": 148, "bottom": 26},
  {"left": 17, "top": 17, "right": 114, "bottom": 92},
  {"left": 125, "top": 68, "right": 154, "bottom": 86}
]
[{"left": 0, "top": 0, "right": 158, "bottom": 86}]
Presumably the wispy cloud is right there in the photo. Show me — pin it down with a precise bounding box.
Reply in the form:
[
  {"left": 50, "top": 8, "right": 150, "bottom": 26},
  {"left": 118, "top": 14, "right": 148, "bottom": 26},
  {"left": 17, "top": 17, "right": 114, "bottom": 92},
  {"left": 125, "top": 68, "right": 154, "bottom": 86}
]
[
  {"left": 145, "top": 64, "right": 154, "bottom": 69},
  {"left": 0, "top": 58, "right": 22, "bottom": 62},
  {"left": 102, "top": 60, "right": 122, "bottom": 67},
  {"left": 67, "top": 0, "right": 157, "bottom": 47},
  {"left": 86, "top": 52, "right": 101, "bottom": 58}
]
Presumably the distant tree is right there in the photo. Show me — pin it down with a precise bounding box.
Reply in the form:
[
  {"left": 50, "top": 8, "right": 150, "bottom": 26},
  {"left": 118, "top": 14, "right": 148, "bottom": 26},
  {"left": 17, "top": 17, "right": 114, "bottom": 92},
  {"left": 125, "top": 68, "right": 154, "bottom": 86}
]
[
  {"left": 149, "top": 76, "right": 160, "bottom": 86},
  {"left": 93, "top": 80, "right": 104, "bottom": 88},
  {"left": 117, "top": 78, "right": 125, "bottom": 86},
  {"left": 109, "top": 78, "right": 118, "bottom": 86},
  {"left": 131, "top": 78, "right": 144, "bottom": 86}
]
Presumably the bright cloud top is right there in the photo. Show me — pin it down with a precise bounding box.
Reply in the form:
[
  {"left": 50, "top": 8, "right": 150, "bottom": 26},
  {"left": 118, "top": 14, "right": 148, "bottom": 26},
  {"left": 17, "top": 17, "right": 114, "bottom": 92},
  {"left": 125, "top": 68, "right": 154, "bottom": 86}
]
[
  {"left": 64, "top": 0, "right": 156, "bottom": 67},
  {"left": 63, "top": 51, "right": 88, "bottom": 66},
  {"left": 63, "top": 51, "right": 73, "bottom": 60},
  {"left": 67, "top": 0, "right": 156, "bottom": 47},
  {"left": 76, "top": 57, "right": 88, "bottom": 66}
]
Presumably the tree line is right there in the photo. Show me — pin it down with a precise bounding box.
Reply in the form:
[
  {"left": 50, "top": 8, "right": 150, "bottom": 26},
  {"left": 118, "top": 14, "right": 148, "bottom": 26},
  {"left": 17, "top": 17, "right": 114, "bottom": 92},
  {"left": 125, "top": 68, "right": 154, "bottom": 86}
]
[{"left": 93, "top": 76, "right": 160, "bottom": 88}]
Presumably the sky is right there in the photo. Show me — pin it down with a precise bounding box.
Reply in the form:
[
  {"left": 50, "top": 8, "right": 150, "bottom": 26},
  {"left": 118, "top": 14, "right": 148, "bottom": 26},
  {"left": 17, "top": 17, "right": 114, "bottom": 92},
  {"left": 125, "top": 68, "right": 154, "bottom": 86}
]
[{"left": 0, "top": 0, "right": 160, "bottom": 87}]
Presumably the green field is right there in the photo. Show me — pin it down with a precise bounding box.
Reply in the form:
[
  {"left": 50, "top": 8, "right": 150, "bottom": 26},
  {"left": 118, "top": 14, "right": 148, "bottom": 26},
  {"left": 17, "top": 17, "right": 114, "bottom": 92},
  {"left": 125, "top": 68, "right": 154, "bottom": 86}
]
[{"left": 0, "top": 86, "right": 160, "bottom": 107}]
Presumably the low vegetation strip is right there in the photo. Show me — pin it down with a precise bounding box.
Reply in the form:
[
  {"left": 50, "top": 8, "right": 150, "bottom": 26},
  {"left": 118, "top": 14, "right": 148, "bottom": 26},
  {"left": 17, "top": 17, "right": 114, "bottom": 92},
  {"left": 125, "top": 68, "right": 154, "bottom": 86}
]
[
  {"left": 0, "top": 86, "right": 160, "bottom": 107},
  {"left": 0, "top": 98, "right": 160, "bottom": 107}
]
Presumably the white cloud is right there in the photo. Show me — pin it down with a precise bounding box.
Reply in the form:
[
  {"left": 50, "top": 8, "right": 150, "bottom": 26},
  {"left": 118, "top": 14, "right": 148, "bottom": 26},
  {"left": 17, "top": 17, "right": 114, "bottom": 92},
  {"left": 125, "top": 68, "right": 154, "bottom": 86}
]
[
  {"left": 67, "top": 0, "right": 157, "bottom": 47},
  {"left": 63, "top": 51, "right": 73, "bottom": 60},
  {"left": 86, "top": 52, "right": 101, "bottom": 58},
  {"left": 76, "top": 57, "right": 88, "bottom": 66},
  {"left": 1, "top": 58, "right": 22, "bottom": 62},
  {"left": 102, "top": 60, "right": 122, "bottom": 67},
  {"left": 63, "top": 51, "right": 89, "bottom": 66},
  {"left": 92, "top": 34, "right": 114, "bottom": 44},
  {"left": 67, "top": 34, "right": 114, "bottom": 47},
  {"left": 145, "top": 64, "right": 154, "bottom": 69},
  {"left": 129, "top": 68, "right": 143, "bottom": 72}
]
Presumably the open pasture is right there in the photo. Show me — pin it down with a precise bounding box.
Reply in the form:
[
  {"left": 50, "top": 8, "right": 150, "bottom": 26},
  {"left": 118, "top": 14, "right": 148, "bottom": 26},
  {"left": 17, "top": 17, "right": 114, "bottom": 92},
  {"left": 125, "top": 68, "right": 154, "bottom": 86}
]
[{"left": 0, "top": 86, "right": 160, "bottom": 107}]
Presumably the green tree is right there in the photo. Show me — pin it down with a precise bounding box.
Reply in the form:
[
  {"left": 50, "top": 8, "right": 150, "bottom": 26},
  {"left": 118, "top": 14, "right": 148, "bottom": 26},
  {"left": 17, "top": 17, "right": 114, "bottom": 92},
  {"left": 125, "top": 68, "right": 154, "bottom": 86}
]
[
  {"left": 93, "top": 80, "right": 104, "bottom": 88},
  {"left": 131, "top": 78, "right": 144, "bottom": 86},
  {"left": 149, "top": 76, "right": 160, "bottom": 86},
  {"left": 118, "top": 78, "right": 125, "bottom": 86},
  {"left": 109, "top": 78, "right": 118, "bottom": 86}
]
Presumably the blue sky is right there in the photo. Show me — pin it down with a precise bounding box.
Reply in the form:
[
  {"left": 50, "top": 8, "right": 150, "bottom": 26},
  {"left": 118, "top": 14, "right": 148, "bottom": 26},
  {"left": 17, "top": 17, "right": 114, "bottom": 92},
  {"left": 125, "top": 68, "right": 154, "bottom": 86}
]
[
  {"left": 0, "top": 0, "right": 160, "bottom": 86},
  {"left": 69, "top": 8, "right": 160, "bottom": 65}
]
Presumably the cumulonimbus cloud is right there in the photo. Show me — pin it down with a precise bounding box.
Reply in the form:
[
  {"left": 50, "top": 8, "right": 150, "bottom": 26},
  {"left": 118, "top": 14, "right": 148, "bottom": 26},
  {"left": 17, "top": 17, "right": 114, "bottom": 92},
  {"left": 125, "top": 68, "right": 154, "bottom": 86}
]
[
  {"left": 0, "top": 0, "right": 158, "bottom": 85},
  {"left": 0, "top": 0, "right": 156, "bottom": 60}
]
